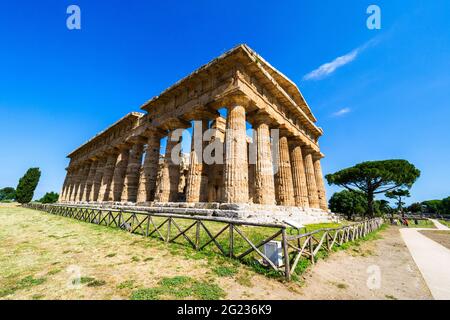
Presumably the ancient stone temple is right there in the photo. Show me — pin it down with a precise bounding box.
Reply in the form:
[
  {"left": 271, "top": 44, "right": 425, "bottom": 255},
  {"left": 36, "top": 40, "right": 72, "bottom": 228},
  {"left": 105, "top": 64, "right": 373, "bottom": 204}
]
[{"left": 59, "top": 44, "right": 330, "bottom": 223}]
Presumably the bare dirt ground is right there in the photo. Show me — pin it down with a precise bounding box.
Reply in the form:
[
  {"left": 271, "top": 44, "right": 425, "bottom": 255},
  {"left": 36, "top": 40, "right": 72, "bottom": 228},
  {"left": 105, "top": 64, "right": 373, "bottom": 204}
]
[
  {"left": 0, "top": 203, "right": 432, "bottom": 300},
  {"left": 419, "top": 230, "right": 450, "bottom": 250},
  {"left": 296, "top": 226, "right": 432, "bottom": 300}
]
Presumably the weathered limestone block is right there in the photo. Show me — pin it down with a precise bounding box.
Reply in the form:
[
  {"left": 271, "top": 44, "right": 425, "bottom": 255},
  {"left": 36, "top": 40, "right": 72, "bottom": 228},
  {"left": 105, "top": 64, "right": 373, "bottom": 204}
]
[
  {"left": 137, "top": 133, "right": 162, "bottom": 203},
  {"left": 290, "top": 144, "right": 310, "bottom": 207},
  {"left": 313, "top": 158, "right": 328, "bottom": 211},
  {"left": 303, "top": 151, "right": 320, "bottom": 208},
  {"left": 121, "top": 142, "right": 145, "bottom": 202},
  {"left": 254, "top": 122, "right": 276, "bottom": 205},
  {"left": 223, "top": 104, "right": 248, "bottom": 203},
  {"left": 90, "top": 157, "right": 106, "bottom": 202},
  {"left": 186, "top": 119, "right": 209, "bottom": 203},
  {"left": 155, "top": 131, "right": 181, "bottom": 202},
  {"left": 82, "top": 160, "right": 98, "bottom": 202},
  {"left": 98, "top": 152, "right": 119, "bottom": 202},
  {"left": 111, "top": 147, "right": 130, "bottom": 201},
  {"left": 275, "top": 136, "right": 295, "bottom": 206}
]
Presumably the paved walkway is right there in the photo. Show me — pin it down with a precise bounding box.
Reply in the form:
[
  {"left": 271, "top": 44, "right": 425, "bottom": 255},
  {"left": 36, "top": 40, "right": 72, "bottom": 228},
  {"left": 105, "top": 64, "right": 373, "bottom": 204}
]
[
  {"left": 430, "top": 219, "right": 450, "bottom": 230},
  {"left": 400, "top": 224, "right": 450, "bottom": 300}
]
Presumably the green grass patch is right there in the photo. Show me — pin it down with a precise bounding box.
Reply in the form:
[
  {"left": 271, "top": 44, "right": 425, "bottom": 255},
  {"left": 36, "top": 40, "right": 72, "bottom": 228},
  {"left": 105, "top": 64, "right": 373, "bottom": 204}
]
[
  {"left": 130, "top": 276, "right": 225, "bottom": 300},
  {"left": 212, "top": 265, "right": 238, "bottom": 277},
  {"left": 406, "top": 219, "right": 435, "bottom": 228},
  {"left": 0, "top": 275, "right": 47, "bottom": 297},
  {"left": 87, "top": 279, "right": 106, "bottom": 287},
  {"left": 117, "top": 280, "right": 136, "bottom": 289}
]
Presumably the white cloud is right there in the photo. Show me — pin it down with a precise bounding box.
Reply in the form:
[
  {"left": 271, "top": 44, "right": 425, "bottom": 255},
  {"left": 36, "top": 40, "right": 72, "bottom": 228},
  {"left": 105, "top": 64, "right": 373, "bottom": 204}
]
[
  {"left": 304, "top": 50, "right": 359, "bottom": 81},
  {"left": 332, "top": 108, "right": 351, "bottom": 117},
  {"left": 303, "top": 38, "right": 379, "bottom": 81}
]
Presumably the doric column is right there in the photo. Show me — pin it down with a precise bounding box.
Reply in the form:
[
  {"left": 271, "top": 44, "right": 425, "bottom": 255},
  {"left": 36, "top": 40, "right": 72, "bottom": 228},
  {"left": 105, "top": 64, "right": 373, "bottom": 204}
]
[
  {"left": 77, "top": 163, "right": 91, "bottom": 202},
  {"left": 98, "top": 152, "right": 119, "bottom": 202},
  {"left": 186, "top": 119, "right": 209, "bottom": 203},
  {"left": 275, "top": 136, "right": 295, "bottom": 206},
  {"left": 223, "top": 102, "right": 248, "bottom": 203},
  {"left": 254, "top": 122, "right": 276, "bottom": 205},
  {"left": 155, "top": 130, "right": 182, "bottom": 203},
  {"left": 110, "top": 147, "right": 130, "bottom": 201},
  {"left": 313, "top": 157, "right": 328, "bottom": 211},
  {"left": 303, "top": 150, "right": 320, "bottom": 208},
  {"left": 59, "top": 169, "right": 71, "bottom": 202},
  {"left": 82, "top": 161, "right": 98, "bottom": 202},
  {"left": 90, "top": 157, "right": 106, "bottom": 202},
  {"left": 70, "top": 166, "right": 84, "bottom": 202},
  {"left": 68, "top": 167, "right": 80, "bottom": 202},
  {"left": 121, "top": 142, "right": 145, "bottom": 202},
  {"left": 289, "top": 144, "right": 310, "bottom": 207},
  {"left": 137, "top": 132, "right": 162, "bottom": 203}
]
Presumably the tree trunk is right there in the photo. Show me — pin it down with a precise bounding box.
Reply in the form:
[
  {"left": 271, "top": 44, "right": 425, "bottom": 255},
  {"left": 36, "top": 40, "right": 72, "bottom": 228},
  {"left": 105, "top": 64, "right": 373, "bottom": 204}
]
[{"left": 367, "top": 190, "right": 375, "bottom": 217}]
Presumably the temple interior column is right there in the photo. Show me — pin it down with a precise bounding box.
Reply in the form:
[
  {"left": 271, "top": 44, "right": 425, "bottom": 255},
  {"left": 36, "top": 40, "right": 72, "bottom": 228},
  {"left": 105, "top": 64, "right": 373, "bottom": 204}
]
[
  {"left": 303, "top": 150, "right": 320, "bottom": 208},
  {"left": 111, "top": 147, "right": 130, "bottom": 201},
  {"left": 137, "top": 132, "right": 162, "bottom": 203},
  {"left": 98, "top": 152, "right": 119, "bottom": 202},
  {"left": 155, "top": 130, "right": 181, "bottom": 202},
  {"left": 290, "top": 143, "right": 310, "bottom": 207},
  {"left": 254, "top": 121, "right": 276, "bottom": 205},
  {"left": 186, "top": 119, "right": 209, "bottom": 203},
  {"left": 82, "top": 160, "right": 98, "bottom": 202},
  {"left": 275, "top": 136, "right": 295, "bottom": 206},
  {"left": 313, "top": 157, "right": 328, "bottom": 211},
  {"left": 223, "top": 103, "right": 248, "bottom": 203},
  {"left": 90, "top": 157, "right": 106, "bottom": 202},
  {"left": 121, "top": 142, "right": 145, "bottom": 202}
]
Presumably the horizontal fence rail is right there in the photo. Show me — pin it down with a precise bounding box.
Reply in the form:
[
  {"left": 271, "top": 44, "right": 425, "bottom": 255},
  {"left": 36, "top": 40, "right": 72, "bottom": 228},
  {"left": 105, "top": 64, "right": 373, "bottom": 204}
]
[{"left": 23, "top": 203, "right": 383, "bottom": 280}]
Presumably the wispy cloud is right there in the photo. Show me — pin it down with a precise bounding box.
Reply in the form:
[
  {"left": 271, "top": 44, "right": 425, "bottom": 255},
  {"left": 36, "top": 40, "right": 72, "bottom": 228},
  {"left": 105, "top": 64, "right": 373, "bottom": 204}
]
[
  {"left": 332, "top": 108, "right": 351, "bottom": 117},
  {"left": 303, "top": 38, "right": 379, "bottom": 81}
]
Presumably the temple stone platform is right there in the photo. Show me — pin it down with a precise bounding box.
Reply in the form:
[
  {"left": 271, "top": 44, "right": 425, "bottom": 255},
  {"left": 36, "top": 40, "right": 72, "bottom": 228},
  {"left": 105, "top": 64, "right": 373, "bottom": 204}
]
[{"left": 61, "top": 202, "right": 334, "bottom": 226}]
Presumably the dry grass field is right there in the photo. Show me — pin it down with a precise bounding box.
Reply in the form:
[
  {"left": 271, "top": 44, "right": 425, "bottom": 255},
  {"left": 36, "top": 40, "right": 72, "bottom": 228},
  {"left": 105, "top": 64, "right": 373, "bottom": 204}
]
[{"left": 0, "top": 203, "right": 430, "bottom": 300}]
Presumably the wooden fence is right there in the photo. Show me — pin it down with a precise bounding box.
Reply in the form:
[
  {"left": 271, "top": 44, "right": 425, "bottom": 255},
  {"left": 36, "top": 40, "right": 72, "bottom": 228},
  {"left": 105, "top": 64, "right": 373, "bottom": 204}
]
[{"left": 23, "top": 203, "right": 383, "bottom": 280}]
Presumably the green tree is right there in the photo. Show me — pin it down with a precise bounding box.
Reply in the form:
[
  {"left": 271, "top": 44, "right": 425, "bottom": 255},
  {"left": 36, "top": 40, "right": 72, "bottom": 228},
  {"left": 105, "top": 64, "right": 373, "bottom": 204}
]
[
  {"left": 408, "top": 202, "right": 423, "bottom": 214},
  {"left": 385, "top": 189, "right": 410, "bottom": 215},
  {"left": 0, "top": 187, "right": 16, "bottom": 201},
  {"left": 329, "top": 190, "right": 367, "bottom": 220},
  {"left": 374, "top": 199, "right": 392, "bottom": 215},
  {"left": 441, "top": 197, "right": 450, "bottom": 215},
  {"left": 326, "top": 160, "right": 420, "bottom": 217},
  {"left": 422, "top": 200, "right": 442, "bottom": 214},
  {"left": 39, "top": 192, "right": 59, "bottom": 204},
  {"left": 15, "top": 168, "right": 41, "bottom": 204}
]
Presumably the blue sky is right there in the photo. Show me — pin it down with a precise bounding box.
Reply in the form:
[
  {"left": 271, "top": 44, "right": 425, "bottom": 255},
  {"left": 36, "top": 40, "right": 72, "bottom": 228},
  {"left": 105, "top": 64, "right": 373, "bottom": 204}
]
[{"left": 0, "top": 0, "right": 449, "bottom": 205}]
